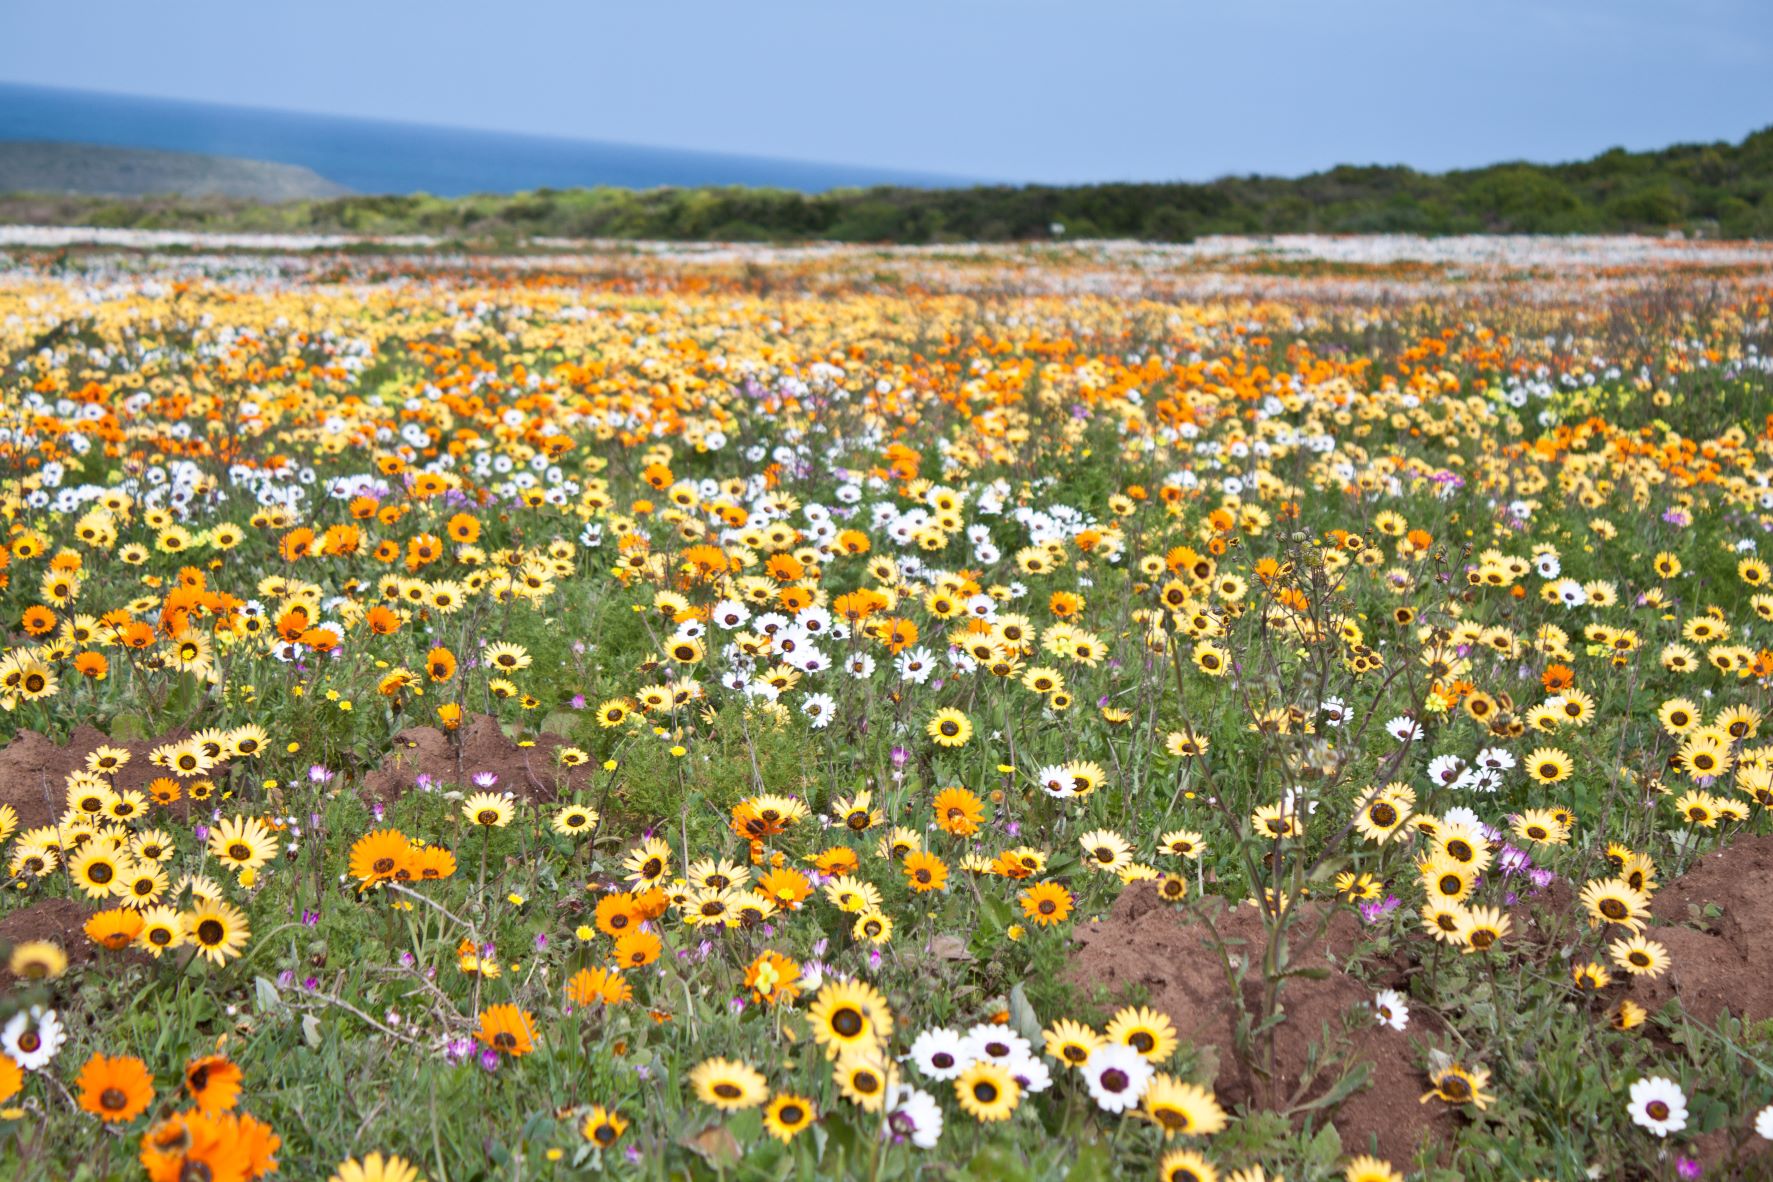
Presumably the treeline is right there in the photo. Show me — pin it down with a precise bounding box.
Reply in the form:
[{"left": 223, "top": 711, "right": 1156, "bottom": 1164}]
[{"left": 6, "top": 127, "right": 1773, "bottom": 243}]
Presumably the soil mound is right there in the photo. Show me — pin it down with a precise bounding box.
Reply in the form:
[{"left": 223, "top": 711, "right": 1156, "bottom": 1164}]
[
  {"left": 0, "top": 897, "right": 99, "bottom": 989},
  {"left": 361, "top": 713, "right": 595, "bottom": 804},
  {"left": 1069, "top": 884, "right": 1453, "bottom": 1166},
  {"left": 0, "top": 724, "right": 196, "bottom": 830},
  {"left": 1633, "top": 833, "right": 1773, "bottom": 1026}
]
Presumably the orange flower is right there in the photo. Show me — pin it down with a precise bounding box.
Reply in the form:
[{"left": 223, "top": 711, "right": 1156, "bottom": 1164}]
[
  {"left": 903, "top": 851, "right": 949, "bottom": 893},
  {"left": 76, "top": 1052, "right": 155, "bottom": 1123},
  {"left": 85, "top": 908, "right": 145, "bottom": 950},
  {"left": 613, "top": 930, "right": 663, "bottom": 969},
  {"left": 74, "top": 651, "right": 109, "bottom": 680},
  {"left": 184, "top": 1054, "right": 243, "bottom": 1114},
  {"left": 364, "top": 606, "right": 402, "bottom": 636},
  {"left": 148, "top": 778, "right": 182, "bottom": 806},
  {"left": 0, "top": 1054, "right": 21, "bottom": 1105},
  {"left": 1020, "top": 882, "right": 1074, "bottom": 927},
  {"left": 1543, "top": 663, "right": 1575, "bottom": 692},
  {"left": 21, "top": 605, "right": 55, "bottom": 635},
  {"left": 813, "top": 846, "right": 860, "bottom": 877},
  {"left": 445, "top": 512, "right": 481, "bottom": 544},
  {"left": 932, "top": 787, "right": 985, "bottom": 836},
  {"left": 756, "top": 866, "right": 814, "bottom": 910},
  {"left": 565, "top": 967, "right": 632, "bottom": 1008},
  {"left": 594, "top": 893, "right": 644, "bottom": 937},
  {"left": 348, "top": 830, "right": 412, "bottom": 884},
  {"left": 426, "top": 647, "right": 457, "bottom": 682},
  {"left": 474, "top": 1004, "right": 536, "bottom": 1056},
  {"left": 881, "top": 618, "right": 918, "bottom": 654},
  {"left": 744, "top": 950, "right": 802, "bottom": 1005}
]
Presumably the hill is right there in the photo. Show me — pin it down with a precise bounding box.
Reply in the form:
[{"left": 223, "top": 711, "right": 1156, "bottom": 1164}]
[
  {"left": 0, "top": 141, "right": 350, "bottom": 200},
  {"left": 2, "top": 127, "right": 1770, "bottom": 242}
]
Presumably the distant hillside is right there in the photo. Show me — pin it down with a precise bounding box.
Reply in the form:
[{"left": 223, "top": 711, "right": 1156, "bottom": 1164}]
[
  {"left": 2, "top": 127, "right": 1770, "bottom": 242},
  {"left": 0, "top": 141, "right": 349, "bottom": 200}
]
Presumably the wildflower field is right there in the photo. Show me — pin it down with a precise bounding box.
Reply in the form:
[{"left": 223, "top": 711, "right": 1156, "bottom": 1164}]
[{"left": 4, "top": 235, "right": 1773, "bottom": 1182}]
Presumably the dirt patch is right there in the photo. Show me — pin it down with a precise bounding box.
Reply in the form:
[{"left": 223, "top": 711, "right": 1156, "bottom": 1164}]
[
  {"left": 0, "top": 897, "right": 100, "bottom": 989},
  {"left": 1069, "top": 885, "right": 1453, "bottom": 1166},
  {"left": 361, "top": 713, "right": 595, "bottom": 804},
  {"left": 1631, "top": 833, "right": 1773, "bottom": 1027},
  {"left": 0, "top": 724, "right": 200, "bottom": 830}
]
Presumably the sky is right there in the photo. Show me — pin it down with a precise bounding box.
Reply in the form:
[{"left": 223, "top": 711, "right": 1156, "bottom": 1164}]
[{"left": 2, "top": 0, "right": 1769, "bottom": 184}]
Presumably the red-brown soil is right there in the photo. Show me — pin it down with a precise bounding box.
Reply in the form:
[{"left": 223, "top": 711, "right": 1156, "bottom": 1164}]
[
  {"left": 0, "top": 724, "right": 198, "bottom": 830},
  {"left": 361, "top": 713, "right": 595, "bottom": 804},
  {"left": 0, "top": 897, "right": 101, "bottom": 990},
  {"left": 1631, "top": 833, "right": 1773, "bottom": 1026},
  {"left": 1068, "top": 884, "right": 1453, "bottom": 1166}
]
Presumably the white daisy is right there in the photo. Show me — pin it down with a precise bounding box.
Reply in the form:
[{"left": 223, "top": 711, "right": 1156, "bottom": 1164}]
[
  {"left": 907, "top": 1027, "right": 969, "bottom": 1081},
  {"left": 1081, "top": 1042, "right": 1153, "bottom": 1113},
  {"left": 1627, "top": 1075, "right": 1689, "bottom": 1138},
  {"left": 1373, "top": 989, "right": 1409, "bottom": 1032},
  {"left": 883, "top": 1083, "right": 944, "bottom": 1148},
  {"left": 1, "top": 1006, "right": 65, "bottom": 1071},
  {"left": 962, "top": 1023, "right": 1032, "bottom": 1066}
]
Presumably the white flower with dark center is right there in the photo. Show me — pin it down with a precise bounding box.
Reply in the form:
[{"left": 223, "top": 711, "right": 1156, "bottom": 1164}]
[
  {"left": 883, "top": 1083, "right": 943, "bottom": 1148},
  {"left": 962, "top": 1023, "right": 1031, "bottom": 1066},
  {"left": 2, "top": 1006, "right": 65, "bottom": 1071},
  {"left": 907, "top": 1027, "right": 969, "bottom": 1081},
  {"left": 1082, "top": 1042, "right": 1153, "bottom": 1113},
  {"left": 1756, "top": 1103, "right": 1773, "bottom": 1140},
  {"left": 1627, "top": 1076, "right": 1688, "bottom": 1138},
  {"left": 1373, "top": 990, "right": 1409, "bottom": 1032}
]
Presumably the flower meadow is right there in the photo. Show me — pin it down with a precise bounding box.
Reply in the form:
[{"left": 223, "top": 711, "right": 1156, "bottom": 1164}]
[{"left": 0, "top": 239, "right": 1772, "bottom": 1182}]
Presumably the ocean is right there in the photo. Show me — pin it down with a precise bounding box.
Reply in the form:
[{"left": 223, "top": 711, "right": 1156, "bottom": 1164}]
[{"left": 0, "top": 83, "right": 971, "bottom": 196}]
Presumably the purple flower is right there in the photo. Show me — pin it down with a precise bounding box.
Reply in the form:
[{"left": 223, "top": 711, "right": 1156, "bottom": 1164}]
[
  {"left": 444, "top": 1037, "right": 474, "bottom": 1064},
  {"left": 301, "top": 910, "right": 320, "bottom": 926},
  {"left": 534, "top": 932, "right": 549, "bottom": 951},
  {"left": 400, "top": 951, "right": 416, "bottom": 967},
  {"left": 372, "top": 802, "right": 385, "bottom": 823},
  {"left": 479, "top": 1049, "right": 501, "bottom": 1072},
  {"left": 194, "top": 825, "right": 210, "bottom": 842},
  {"left": 891, "top": 747, "right": 909, "bottom": 768},
  {"left": 276, "top": 969, "right": 295, "bottom": 988},
  {"left": 473, "top": 772, "right": 498, "bottom": 788},
  {"left": 1359, "top": 895, "right": 1402, "bottom": 924},
  {"left": 571, "top": 694, "right": 587, "bottom": 709},
  {"left": 1677, "top": 1157, "right": 1702, "bottom": 1179},
  {"left": 308, "top": 765, "right": 331, "bottom": 783},
  {"left": 302, "top": 976, "right": 319, "bottom": 991}
]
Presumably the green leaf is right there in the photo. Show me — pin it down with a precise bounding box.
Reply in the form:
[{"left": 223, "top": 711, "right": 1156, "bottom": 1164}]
[
  {"left": 1008, "top": 982, "right": 1042, "bottom": 1046},
  {"left": 111, "top": 712, "right": 150, "bottom": 742}
]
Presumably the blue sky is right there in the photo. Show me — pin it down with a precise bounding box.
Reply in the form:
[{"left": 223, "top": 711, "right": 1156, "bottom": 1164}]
[{"left": 2, "top": 0, "right": 1768, "bottom": 183}]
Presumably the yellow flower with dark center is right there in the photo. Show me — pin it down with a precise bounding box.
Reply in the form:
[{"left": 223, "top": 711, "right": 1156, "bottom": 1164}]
[
  {"left": 1420, "top": 1063, "right": 1492, "bottom": 1110},
  {"left": 1141, "top": 1075, "right": 1227, "bottom": 1137},
  {"left": 807, "top": 979, "right": 893, "bottom": 1058},
  {"left": 689, "top": 1057, "right": 767, "bottom": 1111},
  {"left": 762, "top": 1092, "right": 815, "bottom": 1142},
  {"left": 954, "top": 1059, "right": 1019, "bottom": 1122},
  {"left": 461, "top": 791, "right": 514, "bottom": 829},
  {"left": 925, "top": 708, "right": 972, "bottom": 748},
  {"left": 185, "top": 899, "right": 250, "bottom": 965},
  {"left": 1106, "top": 1005, "right": 1179, "bottom": 1062}
]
